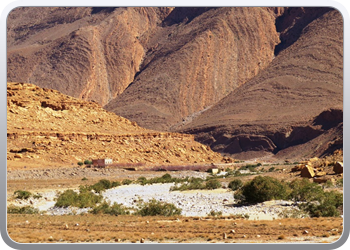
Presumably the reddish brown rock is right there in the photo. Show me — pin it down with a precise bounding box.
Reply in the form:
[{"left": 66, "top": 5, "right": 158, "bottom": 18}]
[
  {"left": 333, "top": 162, "right": 343, "bottom": 174},
  {"left": 300, "top": 165, "right": 315, "bottom": 178}
]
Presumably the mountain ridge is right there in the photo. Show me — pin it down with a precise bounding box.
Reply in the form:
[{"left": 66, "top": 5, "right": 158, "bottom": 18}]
[{"left": 7, "top": 7, "right": 343, "bottom": 161}]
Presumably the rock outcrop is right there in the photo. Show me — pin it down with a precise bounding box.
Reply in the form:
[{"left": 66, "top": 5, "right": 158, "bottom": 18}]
[
  {"left": 179, "top": 9, "right": 343, "bottom": 160},
  {"left": 7, "top": 7, "right": 174, "bottom": 106},
  {"left": 105, "top": 7, "right": 281, "bottom": 130},
  {"left": 7, "top": 82, "right": 229, "bottom": 169}
]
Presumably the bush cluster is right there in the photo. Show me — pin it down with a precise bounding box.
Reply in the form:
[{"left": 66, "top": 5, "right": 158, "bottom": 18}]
[
  {"left": 53, "top": 178, "right": 184, "bottom": 217},
  {"left": 55, "top": 189, "right": 102, "bottom": 208},
  {"left": 136, "top": 199, "right": 182, "bottom": 216},
  {"left": 14, "top": 190, "right": 32, "bottom": 200},
  {"left": 234, "top": 176, "right": 343, "bottom": 217},
  {"left": 14, "top": 190, "right": 42, "bottom": 200},
  {"left": 137, "top": 173, "right": 187, "bottom": 186},
  {"left": 239, "top": 176, "right": 290, "bottom": 203},
  {"left": 7, "top": 205, "right": 39, "bottom": 214},
  {"left": 91, "top": 201, "right": 130, "bottom": 216},
  {"left": 170, "top": 177, "right": 221, "bottom": 191},
  {"left": 238, "top": 163, "right": 261, "bottom": 172},
  {"left": 299, "top": 190, "right": 343, "bottom": 217},
  {"left": 228, "top": 179, "right": 243, "bottom": 191},
  {"left": 80, "top": 179, "right": 121, "bottom": 194}
]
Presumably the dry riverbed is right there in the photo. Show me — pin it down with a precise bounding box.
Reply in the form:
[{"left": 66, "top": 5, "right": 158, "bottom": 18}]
[{"left": 6, "top": 167, "right": 344, "bottom": 244}]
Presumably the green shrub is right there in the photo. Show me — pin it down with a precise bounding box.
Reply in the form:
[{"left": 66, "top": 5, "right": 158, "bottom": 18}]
[
  {"left": 77, "top": 190, "right": 103, "bottom": 208},
  {"left": 161, "top": 173, "right": 172, "bottom": 180},
  {"left": 234, "top": 170, "right": 242, "bottom": 177},
  {"left": 55, "top": 189, "right": 102, "bottom": 208},
  {"left": 239, "top": 164, "right": 259, "bottom": 172},
  {"left": 205, "top": 179, "right": 221, "bottom": 190},
  {"left": 228, "top": 179, "right": 243, "bottom": 191},
  {"left": 170, "top": 177, "right": 205, "bottom": 191},
  {"left": 241, "top": 176, "right": 290, "bottom": 203},
  {"left": 122, "top": 179, "right": 133, "bottom": 185},
  {"left": 7, "top": 205, "right": 39, "bottom": 214},
  {"left": 55, "top": 190, "right": 78, "bottom": 208},
  {"left": 91, "top": 201, "right": 129, "bottom": 216},
  {"left": 80, "top": 179, "right": 121, "bottom": 194},
  {"left": 208, "top": 210, "right": 222, "bottom": 217},
  {"left": 81, "top": 177, "right": 88, "bottom": 181},
  {"left": 268, "top": 167, "right": 275, "bottom": 172},
  {"left": 32, "top": 193, "right": 42, "bottom": 199},
  {"left": 136, "top": 199, "right": 182, "bottom": 216},
  {"left": 170, "top": 177, "right": 222, "bottom": 191},
  {"left": 300, "top": 191, "right": 343, "bottom": 217},
  {"left": 336, "top": 178, "right": 343, "bottom": 187},
  {"left": 288, "top": 179, "right": 324, "bottom": 202},
  {"left": 137, "top": 176, "right": 148, "bottom": 185},
  {"left": 111, "top": 181, "right": 121, "bottom": 187},
  {"left": 84, "top": 160, "right": 92, "bottom": 165},
  {"left": 14, "top": 190, "right": 32, "bottom": 200},
  {"left": 77, "top": 161, "right": 84, "bottom": 166}
]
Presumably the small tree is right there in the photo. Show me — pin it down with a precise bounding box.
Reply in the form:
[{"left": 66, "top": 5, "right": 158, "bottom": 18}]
[
  {"left": 288, "top": 178, "right": 324, "bottom": 202},
  {"left": 241, "top": 176, "right": 290, "bottom": 203},
  {"left": 14, "top": 190, "right": 32, "bottom": 200},
  {"left": 84, "top": 159, "right": 92, "bottom": 165},
  {"left": 228, "top": 179, "right": 243, "bottom": 191},
  {"left": 300, "top": 191, "right": 343, "bottom": 217},
  {"left": 77, "top": 161, "right": 84, "bottom": 166},
  {"left": 91, "top": 201, "right": 129, "bottom": 216},
  {"left": 122, "top": 179, "right": 133, "bottom": 185},
  {"left": 136, "top": 199, "right": 182, "bottom": 216},
  {"left": 205, "top": 179, "right": 221, "bottom": 190}
]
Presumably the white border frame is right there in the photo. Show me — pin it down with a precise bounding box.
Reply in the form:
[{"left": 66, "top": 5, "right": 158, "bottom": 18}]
[{"left": 1, "top": 1, "right": 348, "bottom": 249}]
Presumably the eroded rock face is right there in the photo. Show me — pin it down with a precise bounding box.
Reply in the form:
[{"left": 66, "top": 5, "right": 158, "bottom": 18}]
[
  {"left": 7, "top": 7, "right": 174, "bottom": 106},
  {"left": 8, "top": 7, "right": 281, "bottom": 131},
  {"left": 105, "top": 7, "right": 281, "bottom": 130},
  {"left": 179, "top": 10, "right": 343, "bottom": 160}
]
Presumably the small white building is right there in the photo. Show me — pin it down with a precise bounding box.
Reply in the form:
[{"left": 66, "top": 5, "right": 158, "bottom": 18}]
[{"left": 92, "top": 158, "right": 113, "bottom": 167}]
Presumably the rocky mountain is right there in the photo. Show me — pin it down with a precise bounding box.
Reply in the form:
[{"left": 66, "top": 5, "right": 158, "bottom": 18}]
[
  {"left": 179, "top": 9, "right": 343, "bottom": 160},
  {"left": 7, "top": 82, "right": 230, "bottom": 169},
  {"left": 7, "top": 7, "right": 282, "bottom": 129},
  {"left": 7, "top": 7, "right": 174, "bottom": 106},
  {"left": 7, "top": 7, "right": 343, "bottom": 161}
]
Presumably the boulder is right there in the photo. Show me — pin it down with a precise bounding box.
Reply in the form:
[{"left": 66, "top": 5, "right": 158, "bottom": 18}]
[
  {"left": 315, "top": 171, "right": 327, "bottom": 177},
  {"left": 333, "top": 162, "right": 343, "bottom": 174},
  {"left": 300, "top": 165, "right": 315, "bottom": 178}
]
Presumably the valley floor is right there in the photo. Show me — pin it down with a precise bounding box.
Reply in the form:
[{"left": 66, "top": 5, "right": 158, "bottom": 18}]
[{"left": 6, "top": 163, "right": 344, "bottom": 244}]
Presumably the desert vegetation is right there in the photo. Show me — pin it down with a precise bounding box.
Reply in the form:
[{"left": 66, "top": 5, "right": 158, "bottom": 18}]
[{"left": 233, "top": 176, "right": 343, "bottom": 218}]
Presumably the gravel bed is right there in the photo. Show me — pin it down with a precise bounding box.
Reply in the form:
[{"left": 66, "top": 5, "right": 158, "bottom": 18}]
[{"left": 9, "top": 182, "right": 299, "bottom": 218}]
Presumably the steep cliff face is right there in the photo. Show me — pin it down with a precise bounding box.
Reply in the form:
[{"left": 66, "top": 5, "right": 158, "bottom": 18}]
[
  {"left": 7, "top": 7, "right": 173, "bottom": 106},
  {"left": 105, "top": 7, "right": 281, "bottom": 130},
  {"left": 7, "top": 82, "right": 229, "bottom": 167},
  {"left": 179, "top": 9, "right": 343, "bottom": 160}
]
